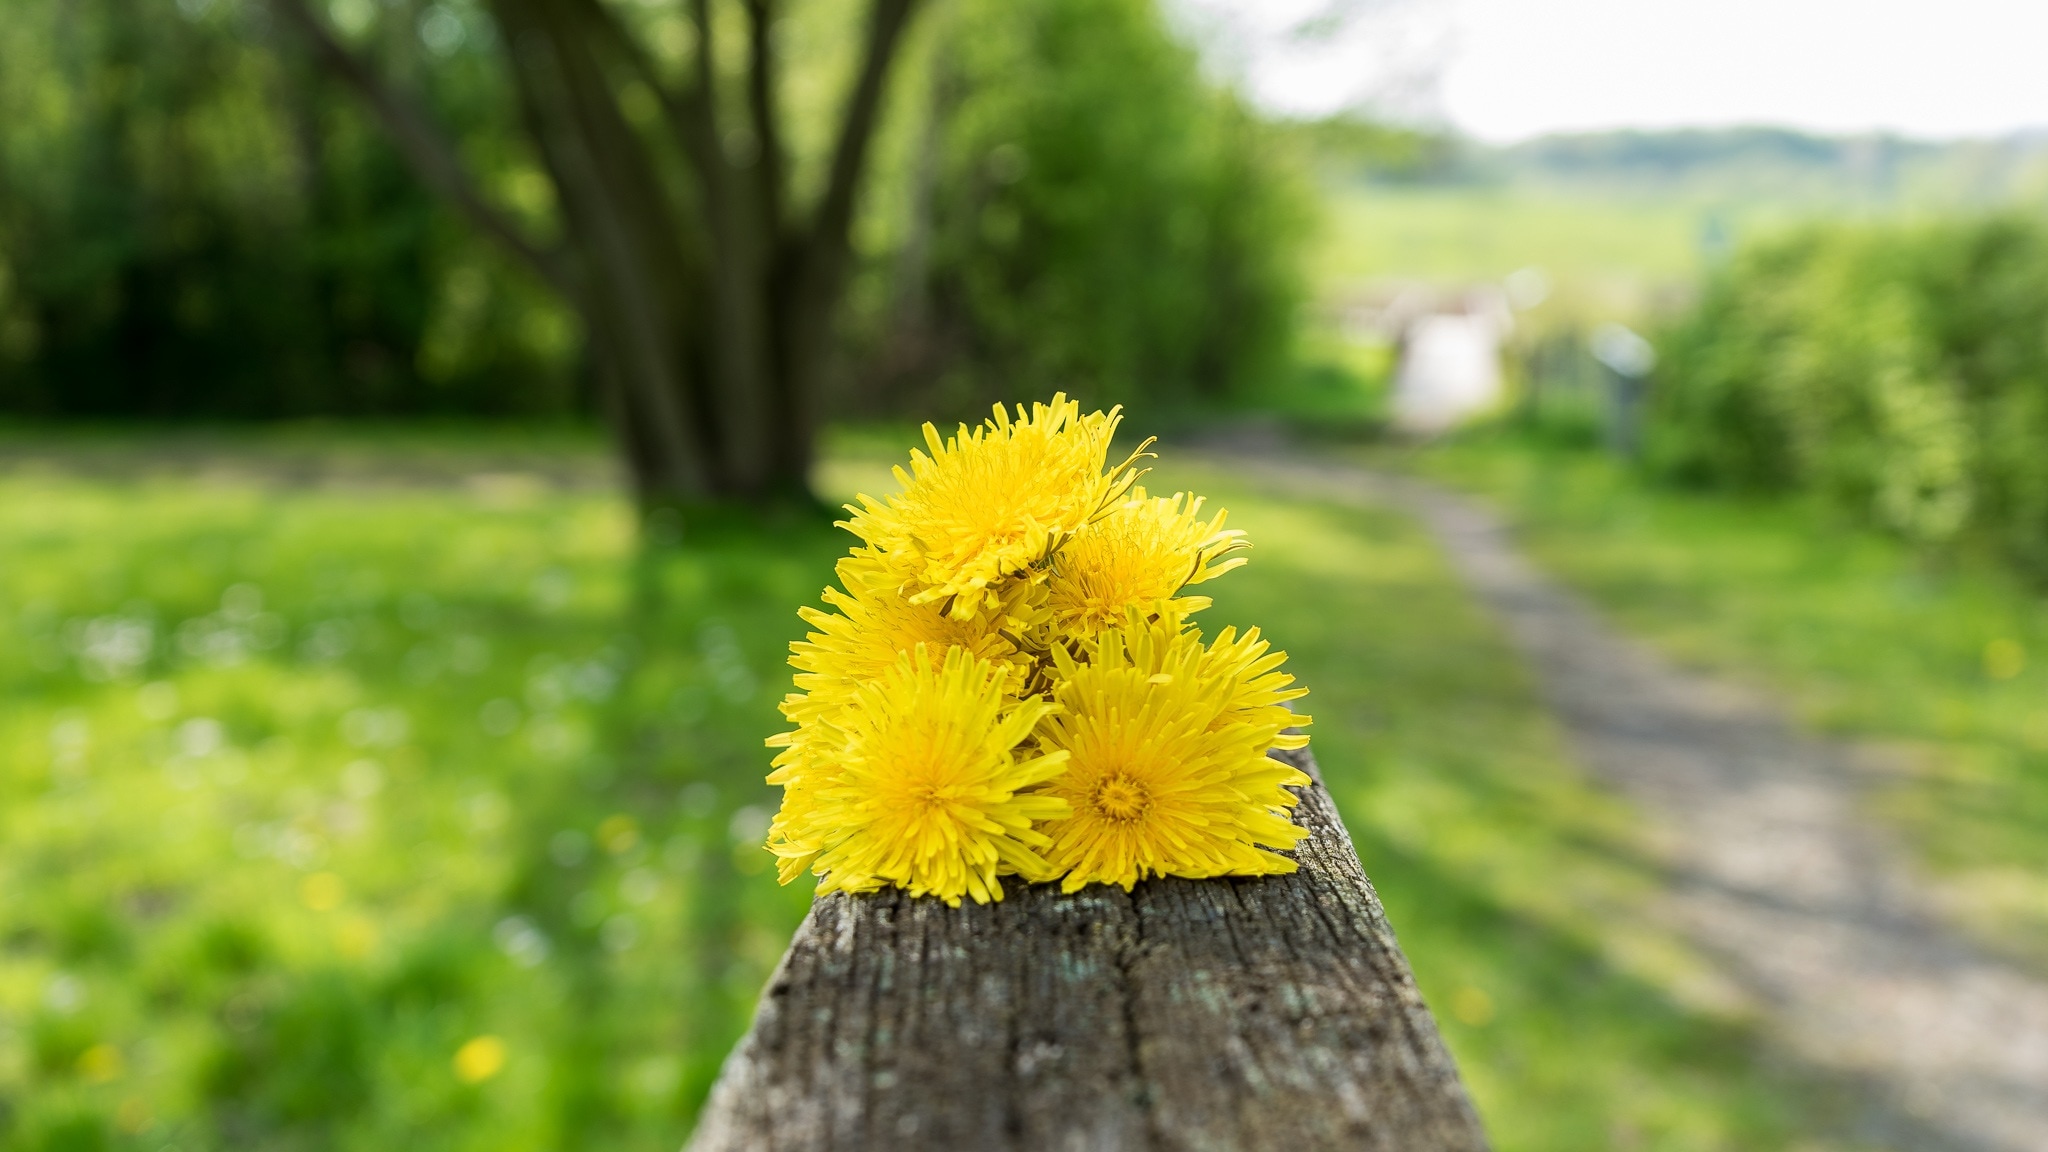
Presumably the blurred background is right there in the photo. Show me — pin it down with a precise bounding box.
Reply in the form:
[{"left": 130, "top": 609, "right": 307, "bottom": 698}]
[{"left": 6, "top": 0, "right": 2048, "bottom": 1148}]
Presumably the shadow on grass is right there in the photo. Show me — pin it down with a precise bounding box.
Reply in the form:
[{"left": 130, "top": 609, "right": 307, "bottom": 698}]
[{"left": 489, "top": 520, "right": 848, "bottom": 1141}]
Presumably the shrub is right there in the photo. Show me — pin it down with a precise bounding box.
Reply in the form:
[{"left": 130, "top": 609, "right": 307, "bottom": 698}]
[
  {"left": 862, "top": 0, "right": 1307, "bottom": 418},
  {"left": 1649, "top": 214, "right": 2048, "bottom": 568}
]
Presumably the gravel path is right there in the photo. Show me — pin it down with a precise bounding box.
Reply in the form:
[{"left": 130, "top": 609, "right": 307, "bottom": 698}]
[{"left": 1223, "top": 454, "right": 2048, "bottom": 1152}]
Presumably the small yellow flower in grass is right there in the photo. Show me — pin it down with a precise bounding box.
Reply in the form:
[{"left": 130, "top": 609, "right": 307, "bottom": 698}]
[
  {"left": 454, "top": 1035, "right": 507, "bottom": 1084},
  {"left": 840, "top": 394, "right": 1148, "bottom": 621},
  {"left": 77, "top": 1043, "right": 124, "bottom": 1083},
  {"left": 782, "top": 646, "right": 1071, "bottom": 906},
  {"left": 299, "top": 872, "right": 345, "bottom": 912},
  {"left": 335, "top": 914, "right": 379, "bottom": 960},
  {"left": 1037, "top": 613, "right": 1311, "bottom": 892},
  {"left": 1047, "top": 489, "right": 1247, "bottom": 637},
  {"left": 597, "top": 814, "right": 640, "bottom": 855},
  {"left": 115, "top": 1097, "right": 152, "bottom": 1133},
  {"left": 1451, "top": 985, "right": 1496, "bottom": 1027},
  {"left": 1985, "top": 637, "right": 2026, "bottom": 681}
]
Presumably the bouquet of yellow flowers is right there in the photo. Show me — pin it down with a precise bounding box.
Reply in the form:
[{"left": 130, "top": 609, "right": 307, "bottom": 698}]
[{"left": 763, "top": 396, "right": 1312, "bottom": 906}]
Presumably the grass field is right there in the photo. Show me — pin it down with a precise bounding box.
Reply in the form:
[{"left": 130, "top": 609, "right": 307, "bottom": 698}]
[
  {"left": 2, "top": 435, "right": 837, "bottom": 1150},
  {"left": 1307, "top": 183, "right": 1899, "bottom": 333},
  {"left": 1316, "top": 186, "right": 1700, "bottom": 294},
  {"left": 1404, "top": 433, "right": 2048, "bottom": 973},
  {"left": 2, "top": 428, "right": 1856, "bottom": 1150}
]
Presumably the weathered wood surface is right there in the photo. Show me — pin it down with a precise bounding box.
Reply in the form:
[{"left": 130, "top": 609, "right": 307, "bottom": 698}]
[{"left": 687, "top": 746, "right": 1489, "bottom": 1152}]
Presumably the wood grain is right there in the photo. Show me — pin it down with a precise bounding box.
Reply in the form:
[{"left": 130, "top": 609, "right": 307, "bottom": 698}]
[{"left": 687, "top": 746, "right": 1489, "bottom": 1152}]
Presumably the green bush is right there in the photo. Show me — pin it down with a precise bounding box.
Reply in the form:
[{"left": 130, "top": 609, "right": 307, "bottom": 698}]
[
  {"left": 869, "top": 0, "right": 1307, "bottom": 417},
  {"left": 1650, "top": 215, "right": 2048, "bottom": 567},
  {"left": 0, "top": 0, "right": 581, "bottom": 418}
]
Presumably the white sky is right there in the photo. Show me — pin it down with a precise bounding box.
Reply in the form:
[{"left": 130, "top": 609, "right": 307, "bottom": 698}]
[{"left": 1175, "top": 0, "right": 2048, "bottom": 142}]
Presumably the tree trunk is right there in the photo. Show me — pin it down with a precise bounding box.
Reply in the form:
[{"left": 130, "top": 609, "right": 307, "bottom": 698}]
[
  {"left": 274, "top": 0, "right": 923, "bottom": 509},
  {"left": 686, "top": 745, "right": 1491, "bottom": 1152}
]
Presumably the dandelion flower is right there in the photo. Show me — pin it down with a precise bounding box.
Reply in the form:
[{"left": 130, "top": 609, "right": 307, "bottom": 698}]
[
  {"left": 760, "top": 752, "right": 831, "bottom": 884},
  {"left": 1188, "top": 620, "right": 1312, "bottom": 752},
  {"left": 839, "top": 394, "right": 1147, "bottom": 621},
  {"left": 783, "top": 565, "right": 1024, "bottom": 726},
  {"left": 1046, "top": 489, "right": 1247, "bottom": 637},
  {"left": 779, "top": 646, "right": 1071, "bottom": 906},
  {"left": 763, "top": 400, "right": 1316, "bottom": 903},
  {"left": 1037, "top": 615, "right": 1311, "bottom": 892},
  {"left": 764, "top": 563, "right": 1033, "bottom": 882}
]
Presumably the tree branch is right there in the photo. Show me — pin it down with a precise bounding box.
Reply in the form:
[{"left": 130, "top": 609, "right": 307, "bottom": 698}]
[
  {"left": 793, "top": 0, "right": 918, "bottom": 304},
  {"left": 681, "top": 0, "right": 741, "bottom": 241},
  {"left": 570, "top": 0, "right": 715, "bottom": 178},
  {"left": 743, "top": 0, "right": 786, "bottom": 240},
  {"left": 813, "top": 0, "right": 918, "bottom": 245},
  {"left": 268, "top": 0, "right": 574, "bottom": 296},
  {"left": 686, "top": 0, "right": 723, "bottom": 149}
]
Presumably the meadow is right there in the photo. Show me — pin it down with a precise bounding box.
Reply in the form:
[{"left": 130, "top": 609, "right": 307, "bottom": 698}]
[
  {"left": 2, "top": 430, "right": 834, "bottom": 1150},
  {"left": 0, "top": 426, "right": 1879, "bottom": 1150},
  {"left": 1312, "top": 185, "right": 1708, "bottom": 313}
]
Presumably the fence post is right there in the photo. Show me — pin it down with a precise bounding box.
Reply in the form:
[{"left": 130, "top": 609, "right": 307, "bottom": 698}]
[{"left": 1592, "top": 322, "right": 1656, "bottom": 459}]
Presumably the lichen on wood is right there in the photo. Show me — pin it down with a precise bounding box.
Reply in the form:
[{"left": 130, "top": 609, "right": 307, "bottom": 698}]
[{"left": 688, "top": 746, "right": 1489, "bottom": 1152}]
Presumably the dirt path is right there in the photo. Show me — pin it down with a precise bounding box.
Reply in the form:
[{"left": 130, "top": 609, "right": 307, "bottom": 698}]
[{"left": 1222, "top": 454, "right": 2048, "bottom": 1152}]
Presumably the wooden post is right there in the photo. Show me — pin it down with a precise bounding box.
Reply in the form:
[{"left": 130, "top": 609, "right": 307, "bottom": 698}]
[{"left": 687, "top": 747, "right": 1490, "bottom": 1152}]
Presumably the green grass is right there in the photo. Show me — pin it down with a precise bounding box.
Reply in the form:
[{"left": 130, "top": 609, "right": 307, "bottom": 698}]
[
  {"left": 1308, "top": 184, "right": 1850, "bottom": 328},
  {"left": 1, "top": 445, "right": 837, "bottom": 1150},
  {"left": 1313, "top": 185, "right": 1705, "bottom": 312},
  {"left": 1402, "top": 433, "right": 2048, "bottom": 971},
  {"left": 2, "top": 430, "right": 1849, "bottom": 1150}
]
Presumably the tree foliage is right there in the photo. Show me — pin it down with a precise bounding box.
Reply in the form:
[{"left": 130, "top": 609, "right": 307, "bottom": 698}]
[
  {"left": 1650, "top": 216, "right": 2048, "bottom": 571},
  {"left": 866, "top": 0, "right": 1306, "bottom": 418},
  {"left": 0, "top": 0, "right": 576, "bottom": 418}
]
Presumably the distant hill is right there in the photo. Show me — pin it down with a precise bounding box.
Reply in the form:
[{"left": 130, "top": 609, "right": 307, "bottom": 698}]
[
  {"left": 1498, "top": 126, "right": 2048, "bottom": 207},
  {"left": 1302, "top": 120, "right": 2048, "bottom": 210},
  {"left": 1509, "top": 127, "right": 1928, "bottom": 178}
]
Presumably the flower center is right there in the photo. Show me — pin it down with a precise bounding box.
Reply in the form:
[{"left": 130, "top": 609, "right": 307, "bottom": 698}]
[
  {"left": 1091, "top": 772, "right": 1151, "bottom": 822},
  {"left": 910, "top": 779, "right": 964, "bottom": 812}
]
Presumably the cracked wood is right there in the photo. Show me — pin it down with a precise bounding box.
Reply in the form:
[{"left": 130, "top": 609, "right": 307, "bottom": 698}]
[{"left": 687, "top": 746, "right": 1489, "bottom": 1152}]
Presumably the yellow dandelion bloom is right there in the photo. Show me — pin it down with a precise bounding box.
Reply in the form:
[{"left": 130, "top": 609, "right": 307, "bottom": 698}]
[
  {"left": 776, "top": 646, "right": 1071, "bottom": 906},
  {"left": 764, "top": 563, "right": 1034, "bottom": 883},
  {"left": 1037, "top": 616, "right": 1311, "bottom": 892},
  {"left": 831, "top": 542, "right": 922, "bottom": 599},
  {"left": 1046, "top": 489, "right": 1247, "bottom": 637},
  {"left": 764, "top": 400, "right": 1317, "bottom": 904},
  {"left": 1188, "top": 620, "right": 1312, "bottom": 752},
  {"left": 761, "top": 753, "right": 830, "bottom": 884},
  {"left": 784, "top": 576, "right": 1023, "bottom": 725},
  {"left": 453, "top": 1035, "right": 507, "bottom": 1084},
  {"left": 839, "top": 394, "right": 1147, "bottom": 621},
  {"left": 1098, "top": 604, "right": 1311, "bottom": 750},
  {"left": 835, "top": 547, "right": 1055, "bottom": 651}
]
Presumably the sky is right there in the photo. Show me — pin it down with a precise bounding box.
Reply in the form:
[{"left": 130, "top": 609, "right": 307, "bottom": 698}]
[{"left": 1175, "top": 0, "right": 2048, "bottom": 142}]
